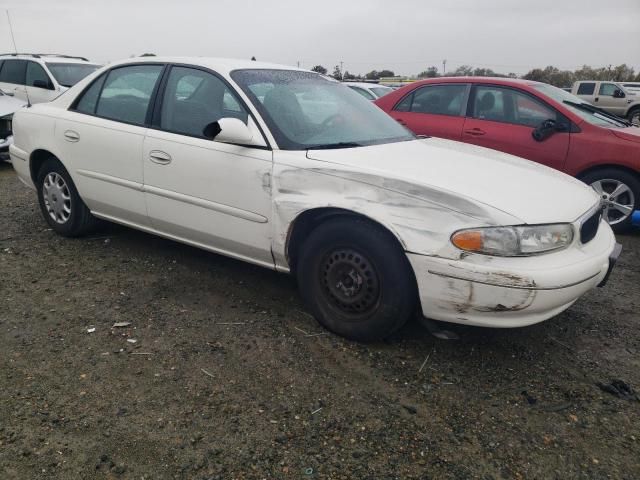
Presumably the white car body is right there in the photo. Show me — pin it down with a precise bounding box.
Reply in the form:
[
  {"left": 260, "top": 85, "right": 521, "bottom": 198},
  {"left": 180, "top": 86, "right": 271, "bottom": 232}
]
[
  {"left": 9, "top": 57, "right": 618, "bottom": 330},
  {"left": 344, "top": 82, "right": 394, "bottom": 100},
  {"left": 0, "top": 54, "right": 100, "bottom": 104}
]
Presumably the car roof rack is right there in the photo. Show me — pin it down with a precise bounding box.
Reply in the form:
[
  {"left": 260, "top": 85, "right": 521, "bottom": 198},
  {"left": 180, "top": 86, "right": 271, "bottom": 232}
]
[{"left": 0, "top": 53, "right": 90, "bottom": 62}]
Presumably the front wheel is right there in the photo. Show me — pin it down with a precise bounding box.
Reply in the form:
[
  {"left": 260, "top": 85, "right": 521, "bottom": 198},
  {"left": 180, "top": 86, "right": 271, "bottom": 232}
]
[
  {"left": 297, "top": 217, "right": 417, "bottom": 342},
  {"left": 628, "top": 107, "right": 640, "bottom": 126},
  {"left": 36, "top": 158, "right": 97, "bottom": 237},
  {"left": 581, "top": 168, "right": 639, "bottom": 233}
]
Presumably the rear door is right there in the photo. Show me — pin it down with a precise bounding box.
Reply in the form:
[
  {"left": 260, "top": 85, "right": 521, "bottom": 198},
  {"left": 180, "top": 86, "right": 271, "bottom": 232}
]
[
  {"left": 461, "top": 84, "right": 570, "bottom": 171},
  {"left": 574, "top": 82, "right": 597, "bottom": 104},
  {"left": 0, "top": 59, "right": 27, "bottom": 101},
  {"left": 389, "top": 83, "right": 468, "bottom": 140},
  {"left": 55, "top": 64, "right": 165, "bottom": 226}
]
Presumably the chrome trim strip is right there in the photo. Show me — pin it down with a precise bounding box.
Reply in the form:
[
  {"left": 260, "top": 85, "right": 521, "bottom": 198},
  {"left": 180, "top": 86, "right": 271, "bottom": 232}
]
[{"left": 76, "top": 169, "right": 144, "bottom": 191}]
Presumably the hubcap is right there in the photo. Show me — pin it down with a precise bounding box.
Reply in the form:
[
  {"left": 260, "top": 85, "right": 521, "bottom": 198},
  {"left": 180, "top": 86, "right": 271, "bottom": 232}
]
[
  {"left": 590, "top": 179, "right": 635, "bottom": 225},
  {"left": 42, "top": 172, "right": 71, "bottom": 224},
  {"left": 320, "top": 248, "right": 380, "bottom": 317}
]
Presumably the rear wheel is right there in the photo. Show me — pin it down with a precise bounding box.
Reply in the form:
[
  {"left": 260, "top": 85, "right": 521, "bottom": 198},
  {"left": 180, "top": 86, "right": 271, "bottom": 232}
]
[
  {"left": 36, "top": 158, "right": 97, "bottom": 237},
  {"left": 297, "top": 217, "right": 417, "bottom": 342},
  {"left": 628, "top": 107, "right": 640, "bottom": 126},
  {"left": 581, "top": 168, "right": 639, "bottom": 233}
]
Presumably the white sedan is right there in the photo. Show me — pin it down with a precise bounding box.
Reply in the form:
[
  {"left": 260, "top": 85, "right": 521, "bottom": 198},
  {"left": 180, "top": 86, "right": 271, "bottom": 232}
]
[
  {"left": 9, "top": 57, "right": 620, "bottom": 341},
  {"left": 344, "top": 82, "right": 394, "bottom": 100}
]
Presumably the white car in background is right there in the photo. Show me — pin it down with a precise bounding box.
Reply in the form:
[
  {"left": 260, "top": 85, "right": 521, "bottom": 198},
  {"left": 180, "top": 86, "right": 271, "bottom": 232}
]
[
  {"left": 9, "top": 57, "right": 620, "bottom": 341},
  {"left": 0, "top": 88, "right": 26, "bottom": 161},
  {"left": 344, "top": 82, "right": 393, "bottom": 100},
  {"left": 0, "top": 54, "right": 100, "bottom": 104}
]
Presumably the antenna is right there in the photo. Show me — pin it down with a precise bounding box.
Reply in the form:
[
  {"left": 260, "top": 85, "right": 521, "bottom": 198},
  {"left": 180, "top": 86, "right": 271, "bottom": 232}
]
[
  {"left": 5, "top": 10, "right": 18, "bottom": 54},
  {"left": 5, "top": 10, "right": 31, "bottom": 107}
]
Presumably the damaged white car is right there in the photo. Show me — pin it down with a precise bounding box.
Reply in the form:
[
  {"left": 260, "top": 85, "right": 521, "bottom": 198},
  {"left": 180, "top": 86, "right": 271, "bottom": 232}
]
[
  {"left": 0, "top": 88, "right": 26, "bottom": 161},
  {"left": 9, "top": 57, "right": 621, "bottom": 341}
]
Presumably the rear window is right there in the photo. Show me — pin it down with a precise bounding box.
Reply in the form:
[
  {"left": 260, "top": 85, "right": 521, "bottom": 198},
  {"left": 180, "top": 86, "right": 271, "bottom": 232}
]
[{"left": 576, "top": 83, "right": 595, "bottom": 95}]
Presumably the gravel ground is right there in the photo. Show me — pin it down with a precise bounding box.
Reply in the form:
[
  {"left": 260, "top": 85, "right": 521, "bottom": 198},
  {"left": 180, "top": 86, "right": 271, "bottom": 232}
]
[{"left": 1, "top": 161, "right": 639, "bottom": 480}]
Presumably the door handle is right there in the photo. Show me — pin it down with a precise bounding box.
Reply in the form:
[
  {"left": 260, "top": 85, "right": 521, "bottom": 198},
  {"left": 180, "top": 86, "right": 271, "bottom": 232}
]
[
  {"left": 464, "top": 128, "right": 486, "bottom": 136},
  {"left": 149, "top": 150, "right": 172, "bottom": 165},
  {"left": 63, "top": 130, "right": 80, "bottom": 142},
  {"left": 594, "top": 97, "right": 599, "bottom": 102}
]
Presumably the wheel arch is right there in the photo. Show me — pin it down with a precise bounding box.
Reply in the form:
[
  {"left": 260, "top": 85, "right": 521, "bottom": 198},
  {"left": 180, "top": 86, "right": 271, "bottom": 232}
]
[
  {"left": 29, "top": 149, "right": 59, "bottom": 185},
  {"left": 576, "top": 163, "right": 640, "bottom": 183},
  {"left": 285, "top": 207, "right": 408, "bottom": 274}
]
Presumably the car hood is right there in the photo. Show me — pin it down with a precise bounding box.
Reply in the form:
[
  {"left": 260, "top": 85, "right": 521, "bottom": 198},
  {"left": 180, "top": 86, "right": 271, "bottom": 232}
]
[
  {"left": 0, "top": 95, "right": 27, "bottom": 117},
  {"left": 306, "top": 138, "right": 600, "bottom": 225}
]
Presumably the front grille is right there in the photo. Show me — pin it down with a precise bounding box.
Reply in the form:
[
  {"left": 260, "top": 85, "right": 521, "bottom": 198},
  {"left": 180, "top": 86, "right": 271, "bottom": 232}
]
[{"left": 580, "top": 209, "right": 602, "bottom": 244}]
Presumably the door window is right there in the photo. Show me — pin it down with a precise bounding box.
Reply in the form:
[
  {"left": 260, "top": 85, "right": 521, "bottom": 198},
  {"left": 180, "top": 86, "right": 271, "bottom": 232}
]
[
  {"left": 26, "top": 62, "right": 51, "bottom": 88},
  {"left": 95, "top": 65, "right": 163, "bottom": 125},
  {"left": 472, "top": 86, "right": 556, "bottom": 127},
  {"left": 160, "top": 66, "right": 248, "bottom": 138},
  {"left": 0, "top": 59, "right": 27, "bottom": 85},
  {"left": 576, "top": 82, "right": 595, "bottom": 95},
  {"left": 598, "top": 83, "right": 617, "bottom": 96},
  {"left": 394, "top": 84, "right": 467, "bottom": 116}
]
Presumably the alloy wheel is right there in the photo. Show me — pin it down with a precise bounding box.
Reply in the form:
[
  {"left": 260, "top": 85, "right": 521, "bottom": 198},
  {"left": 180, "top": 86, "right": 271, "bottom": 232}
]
[{"left": 590, "top": 179, "right": 635, "bottom": 225}]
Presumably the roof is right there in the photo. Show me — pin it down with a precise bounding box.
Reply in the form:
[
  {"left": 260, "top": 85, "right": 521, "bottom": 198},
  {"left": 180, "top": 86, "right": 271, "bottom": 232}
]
[
  {"left": 0, "top": 53, "right": 96, "bottom": 64},
  {"left": 412, "top": 76, "right": 541, "bottom": 87},
  {"left": 105, "top": 56, "right": 306, "bottom": 75},
  {"left": 344, "top": 82, "right": 389, "bottom": 88}
]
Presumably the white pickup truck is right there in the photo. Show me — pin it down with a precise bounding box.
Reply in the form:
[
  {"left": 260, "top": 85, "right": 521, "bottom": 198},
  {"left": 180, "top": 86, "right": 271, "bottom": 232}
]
[{"left": 571, "top": 80, "right": 640, "bottom": 125}]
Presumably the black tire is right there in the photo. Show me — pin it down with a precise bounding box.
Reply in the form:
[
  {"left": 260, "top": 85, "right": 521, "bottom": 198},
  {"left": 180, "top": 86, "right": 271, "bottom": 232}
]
[
  {"left": 297, "top": 217, "right": 417, "bottom": 342},
  {"left": 628, "top": 107, "right": 640, "bottom": 126},
  {"left": 580, "top": 168, "right": 640, "bottom": 233},
  {"left": 36, "top": 158, "right": 97, "bottom": 237}
]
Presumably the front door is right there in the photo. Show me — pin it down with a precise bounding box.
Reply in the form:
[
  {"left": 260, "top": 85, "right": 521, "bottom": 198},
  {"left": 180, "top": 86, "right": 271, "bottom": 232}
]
[
  {"left": 594, "top": 82, "right": 626, "bottom": 117},
  {"left": 142, "top": 65, "right": 273, "bottom": 267},
  {"left": 25, "top": 61, "right": 59, "bottom": 103},
  {"left": 461, "top": 85, "right": 570, "bottom": 172}
]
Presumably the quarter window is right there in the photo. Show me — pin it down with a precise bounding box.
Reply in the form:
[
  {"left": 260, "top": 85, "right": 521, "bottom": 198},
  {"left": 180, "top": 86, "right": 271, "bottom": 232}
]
[
  {"left": 26, "top": 62, "right": 51, "bottom": 88},
  {"left": 394, "top": 84, "right": 467, "bottom": 116},
  {"left": 95, "top": 65, "right": 163, "bottom": 125},
  {"left": 598, "top": 83, "right": 616, "bottom": 96},
  {"left": 472, "top": 86, "right": 556, "bottom": 127},
  {"left": 74, "top": 74, "right": 107, "bottom": 114},
  {"left": 0, "top": 59, "right": 27, "bottom": 85},
  {"left": 577, "top": 82, "right": 595, "bottom": 95},
  {"left": 159, "top": 66, "right": 248, "bottom": 138}
]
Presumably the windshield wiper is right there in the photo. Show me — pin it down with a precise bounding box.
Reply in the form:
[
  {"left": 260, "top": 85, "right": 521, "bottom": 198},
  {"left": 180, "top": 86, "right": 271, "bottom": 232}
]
[
  {"left": 563, "top": 100, "right": 632, "bottom": 126},
  {"left": 305, "top": 142, "right": 363, "bottom": 150}
]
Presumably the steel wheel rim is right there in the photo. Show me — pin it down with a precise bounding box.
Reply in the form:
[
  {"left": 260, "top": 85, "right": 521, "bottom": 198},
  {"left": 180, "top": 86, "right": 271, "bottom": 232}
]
[
  {"left": 319, "top": 248, "right": 381, "bottom": 318},
  {"left": 42, "top": 172, "right": 72, "bottom": 224},
  {"left": 590, "top": 178, "right": 635, "bottom": 225}
]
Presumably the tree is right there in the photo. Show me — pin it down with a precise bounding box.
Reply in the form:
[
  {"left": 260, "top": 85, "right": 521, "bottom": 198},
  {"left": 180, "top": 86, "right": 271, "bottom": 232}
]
[
  {"left": 377, "top": 69, "right": 395, "bottom": 78},
  {"left": 417, "top": 66, "right": 439, "bottom": 78},
  {"left": 451, "top": 65, "right": 473, "bottom": 76},
  {"left": 332, "top": 65, "right": 343, "bottom": 80},
  {"left": 251, "top": 56, "right": 257, "bottom": 61},
  {"left": 311, "top": 65, "right": 327, "bottom": 75},
  {"left": 342, "top": 70, "right": 358, "bottom": 80},
  {"left": 365, "top": 70, "right": 379, "bottom": 80}
]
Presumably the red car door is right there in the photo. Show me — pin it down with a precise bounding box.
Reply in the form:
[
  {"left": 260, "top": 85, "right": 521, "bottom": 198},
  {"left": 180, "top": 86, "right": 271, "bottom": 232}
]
[
  {"left": 390, "top": 83, "right": 469, "bottom": 140},
  {"left": 461, "top": 85, "right": 570, "bottom": 172}
]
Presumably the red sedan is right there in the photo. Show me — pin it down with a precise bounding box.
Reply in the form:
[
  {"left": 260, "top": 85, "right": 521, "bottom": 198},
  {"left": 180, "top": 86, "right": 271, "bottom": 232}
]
[{"left": 375, "top": 77, "right": 640, "bottom": 232}]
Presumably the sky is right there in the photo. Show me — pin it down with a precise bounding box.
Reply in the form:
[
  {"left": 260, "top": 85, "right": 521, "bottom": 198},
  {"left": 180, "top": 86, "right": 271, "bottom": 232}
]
[{"left": 0, "top": 0, "right": 639, "bottom": 77}]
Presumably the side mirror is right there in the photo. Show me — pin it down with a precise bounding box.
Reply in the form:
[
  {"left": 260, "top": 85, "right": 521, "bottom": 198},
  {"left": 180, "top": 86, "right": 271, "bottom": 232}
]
[
  {"left": 203, "top": 118, "right": 253, "bottom": 144},
  {"left": 33, "top": 79, "right": 54, "bottom": 90},
  {"left": 532, "top": 119, "right": 559, "bottom": 142},
  {"left": 613, "top": 88, "right": 625, "bottom": 98}
]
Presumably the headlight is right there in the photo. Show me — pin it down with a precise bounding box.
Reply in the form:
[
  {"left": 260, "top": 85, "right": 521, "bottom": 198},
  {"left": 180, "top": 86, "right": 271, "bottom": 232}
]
[{"left": 451, "top": 224, "right": 574, "bottom": 256}]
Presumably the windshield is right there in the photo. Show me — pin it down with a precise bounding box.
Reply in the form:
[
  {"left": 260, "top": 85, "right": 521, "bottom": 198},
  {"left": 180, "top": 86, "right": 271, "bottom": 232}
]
[
  {"left": 533, "top": 83, "right": 629, "bottom": 128},
  {"left": 231, "top": 69, "right": 414, "bottom": 150},
  {"left": 45, "top": 62, "right": 100, "bottom": 87},
  {"left": 371, "top": 86, "right": 393, "bottom": 98}
]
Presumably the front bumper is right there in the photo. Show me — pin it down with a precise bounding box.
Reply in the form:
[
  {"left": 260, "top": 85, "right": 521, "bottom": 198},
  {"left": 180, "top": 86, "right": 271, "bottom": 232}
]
[
  {"left": 408, "top": 220, "right": 618, "bottom": 328},
  {"left": 0, "top": 134, "right": 12, "bottom": 162}
]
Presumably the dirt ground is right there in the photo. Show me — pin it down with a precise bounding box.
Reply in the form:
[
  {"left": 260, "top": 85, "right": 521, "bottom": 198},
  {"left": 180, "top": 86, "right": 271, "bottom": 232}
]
[{"left": 1, "top": 161, "right": 639, "bottom": 480}]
